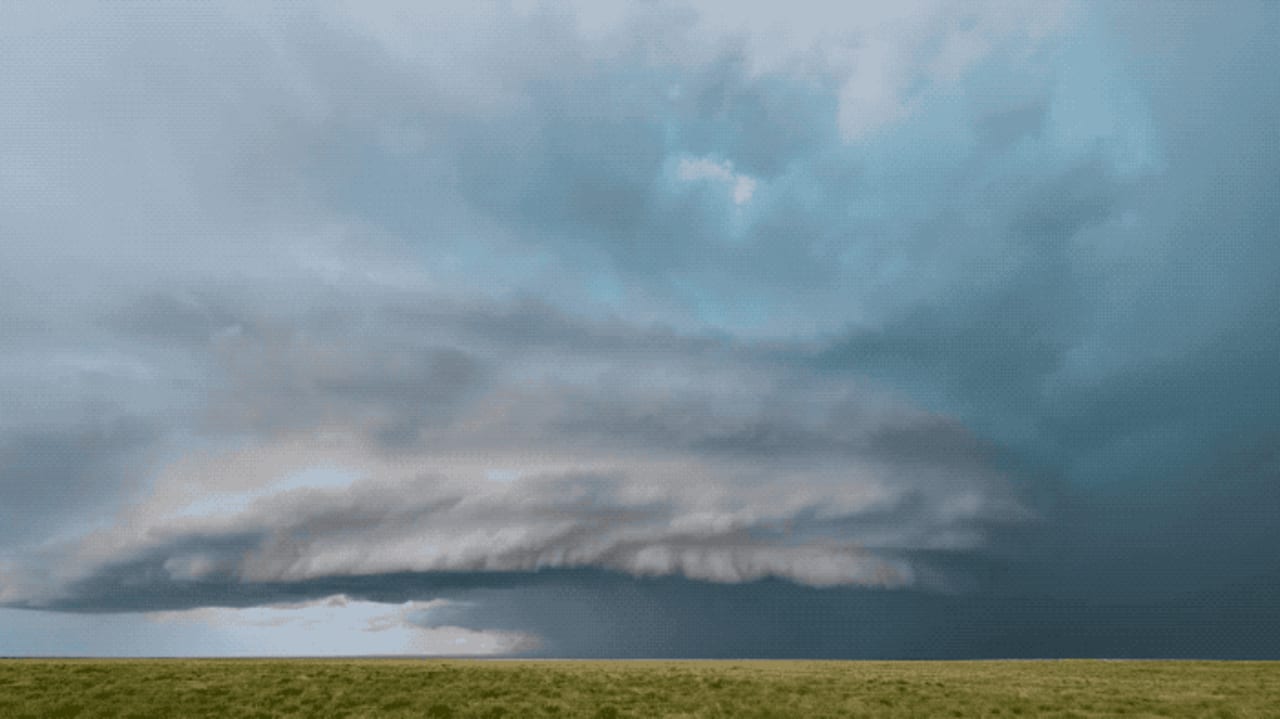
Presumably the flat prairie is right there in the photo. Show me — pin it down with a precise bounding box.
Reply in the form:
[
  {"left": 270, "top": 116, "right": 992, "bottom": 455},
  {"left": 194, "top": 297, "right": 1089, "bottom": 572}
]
[{"left": 1, "top": 658, "right": 1276, "bottom": 718}]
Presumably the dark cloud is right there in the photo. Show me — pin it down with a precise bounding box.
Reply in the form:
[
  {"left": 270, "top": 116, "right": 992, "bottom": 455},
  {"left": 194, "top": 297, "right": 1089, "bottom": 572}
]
[
  {"left": 429, "top": 570, "right": 1280, "bottom": 659},
  {"left": 101, "top": 291, "right": 248, "bottom": 347},
  {"left": 382, "top": 297, "right": 733, "bottom": 359},
  {"left": 0, "top": 0, "right": 1277, "bottom": 658},
  {"left": 207, "top": 328, "right": 490, "bottom": 447},
  {"left": 0, "top": 418, "right": 159, "bottom": 544}
]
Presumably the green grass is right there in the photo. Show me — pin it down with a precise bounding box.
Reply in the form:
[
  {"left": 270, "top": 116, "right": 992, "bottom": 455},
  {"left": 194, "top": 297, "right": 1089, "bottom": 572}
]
[{"left": 0, "top": 659, "right": 1276, "bottom": 718}]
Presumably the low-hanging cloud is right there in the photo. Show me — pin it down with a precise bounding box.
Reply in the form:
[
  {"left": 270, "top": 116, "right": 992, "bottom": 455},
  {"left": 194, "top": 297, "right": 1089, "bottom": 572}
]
[{"left": 1, "top": 293, "right": 1026, "bottom": 611}]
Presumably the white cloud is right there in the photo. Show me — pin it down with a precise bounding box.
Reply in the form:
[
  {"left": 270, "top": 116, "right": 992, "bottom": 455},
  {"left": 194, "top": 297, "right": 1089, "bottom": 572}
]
[
  {"left": 676, "top": 156, "right": 757, "bottom": 205},
  {"left": 827, "top": 1, "right": 1077, "bottom": 141}
]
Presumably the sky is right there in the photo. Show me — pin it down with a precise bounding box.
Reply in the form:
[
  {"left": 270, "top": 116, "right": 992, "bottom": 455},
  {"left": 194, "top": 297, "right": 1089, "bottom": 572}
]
[{"left": 0, "top": 0, "right": 1277, "bottom": 658}]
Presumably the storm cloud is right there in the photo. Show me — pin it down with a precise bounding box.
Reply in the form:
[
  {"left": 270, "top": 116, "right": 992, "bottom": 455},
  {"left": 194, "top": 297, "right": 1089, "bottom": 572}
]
[{"left": 1, "top": 0, "right": 1278, "bottom": 657}]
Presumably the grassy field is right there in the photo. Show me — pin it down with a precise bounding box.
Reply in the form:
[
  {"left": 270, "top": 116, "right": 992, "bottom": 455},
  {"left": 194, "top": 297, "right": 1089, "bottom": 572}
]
[{"left": 0, "top": 658, "right": 1276, "bottom": 718}]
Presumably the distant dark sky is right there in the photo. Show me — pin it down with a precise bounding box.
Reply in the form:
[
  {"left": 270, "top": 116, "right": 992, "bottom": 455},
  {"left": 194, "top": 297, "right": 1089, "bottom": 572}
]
[{"left": 1, "top": 1, "right": 1278, "bottom": 658}]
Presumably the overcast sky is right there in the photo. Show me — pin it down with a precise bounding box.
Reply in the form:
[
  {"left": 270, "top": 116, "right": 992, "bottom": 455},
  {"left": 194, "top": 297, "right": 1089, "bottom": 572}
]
[{"left": 1, "top": 0, "right": 1277, "bottom": 658}]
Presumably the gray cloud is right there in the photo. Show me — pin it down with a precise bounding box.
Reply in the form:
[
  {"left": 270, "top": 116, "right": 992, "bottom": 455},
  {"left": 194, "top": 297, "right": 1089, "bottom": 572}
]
[
  {"left": 0, "top": 418, "right": 158, "bottom": 544},
  {"left": 207, "top": 327, "right": 490, "bottom": 447},
  {"left": 1, "top": 291, "right": 1023, "bottom": 610},
  {"left": 0, "top": 0, "right": 1277, "bottom": 658}
]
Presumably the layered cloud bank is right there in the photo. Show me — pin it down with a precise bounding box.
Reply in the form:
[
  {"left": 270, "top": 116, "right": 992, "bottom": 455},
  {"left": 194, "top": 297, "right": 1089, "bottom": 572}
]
[
  {"left": 0, "top": 293, "right": 1025, "bottom": 610},
  {"left": 2, "top": 1, "right": 1278, "bottom": 657}
]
